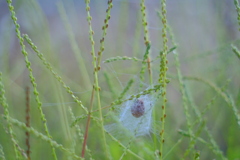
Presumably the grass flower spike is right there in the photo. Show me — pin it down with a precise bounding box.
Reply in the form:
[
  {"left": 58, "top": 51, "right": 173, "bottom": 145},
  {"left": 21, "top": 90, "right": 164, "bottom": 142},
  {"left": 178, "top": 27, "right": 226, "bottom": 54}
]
[{"left": 1, "top": 1, "right": 239, "bottom": 159}]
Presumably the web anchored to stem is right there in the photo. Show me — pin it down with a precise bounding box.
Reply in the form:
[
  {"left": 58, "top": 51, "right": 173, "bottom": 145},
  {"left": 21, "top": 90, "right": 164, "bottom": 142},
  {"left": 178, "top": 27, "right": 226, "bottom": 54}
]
[{"left": 105, "top": 94, "right": 156, "bottom": 137}]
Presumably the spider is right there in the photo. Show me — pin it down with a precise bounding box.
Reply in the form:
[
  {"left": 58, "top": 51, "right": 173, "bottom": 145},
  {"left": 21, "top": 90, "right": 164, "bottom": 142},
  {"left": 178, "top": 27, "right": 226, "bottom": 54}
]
[{"left": 131, "top": 99, "right": 145, "bottom": 118}]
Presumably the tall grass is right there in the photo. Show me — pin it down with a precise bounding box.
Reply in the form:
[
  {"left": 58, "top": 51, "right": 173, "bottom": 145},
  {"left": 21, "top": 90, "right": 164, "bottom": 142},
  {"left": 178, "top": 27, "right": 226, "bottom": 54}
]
[{"left": 0, "top": 0, "right": 240, "bottom": 159}]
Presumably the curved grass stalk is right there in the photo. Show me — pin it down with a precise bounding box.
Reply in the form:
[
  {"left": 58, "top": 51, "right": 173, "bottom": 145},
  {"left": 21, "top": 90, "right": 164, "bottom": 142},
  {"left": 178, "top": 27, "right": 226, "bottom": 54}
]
[
  {"left": 103, "top": 72, "right": 117, "bottom": 99},
  {"left": 182, "top": 77, "right": 232, "bottom": 159},
  {"left": 191, "top": 80, "right": 230, "bottom": 127},
  {"left": 163, "top": 10, "right": 228, "bottom": 158},
  {"left": 163, "top": 138, "right": 183, "bottom": 160},
  {"left": 178, "top": 129, "right": 227, "bottom": 160},
  {"left": 103, "top": 47, "right": 176, "bottom": 64},
  {"left": 68, "top": 107, "right": 93, "bottom": 159},
  {"left": 23, "top": 34, "right": 88, "bottom": 114},
  {"left": 5, "top": 1, "right": 57, "bottom": 159},
  {"left": 57, "top": 2, "right": 92, "bottom": 89},
  {"left": 173, "top": 52, "right": 194, "bottom": 158},
  {"left": 8, "top": 116, "right": 82, "bottom": 160},
  {"left": 166, "top": 74, "right": 228, "bottom": 159},
  {"left": 234, "top": 0, "right": 240, "bottom": 31},
  {"left": 184, "top": 76, "right": 240, "bottom": 128},
  {"left": 231, "top": 44, "right": 240, "bottom": 59},
  {"left": 91, "top": 117, "right": 145, "bottom": 160},
  {"left": 0, "top": 144, "right": 6, "bottom": 160},
  {"left": 0, "top": 73, "right": 21, "bottom": 159}
]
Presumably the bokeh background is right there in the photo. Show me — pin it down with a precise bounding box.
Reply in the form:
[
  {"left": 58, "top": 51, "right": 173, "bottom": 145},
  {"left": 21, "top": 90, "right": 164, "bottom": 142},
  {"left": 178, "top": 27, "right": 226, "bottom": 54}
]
[{"left": 0, "top": 0, "right": 240, "bottom": 159}]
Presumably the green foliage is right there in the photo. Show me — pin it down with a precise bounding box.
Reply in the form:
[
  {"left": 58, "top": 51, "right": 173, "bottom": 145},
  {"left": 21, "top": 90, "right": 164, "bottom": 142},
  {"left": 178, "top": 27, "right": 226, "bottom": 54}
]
[{"left": 0, "top": 0, "right": 240, "bottom": 160}]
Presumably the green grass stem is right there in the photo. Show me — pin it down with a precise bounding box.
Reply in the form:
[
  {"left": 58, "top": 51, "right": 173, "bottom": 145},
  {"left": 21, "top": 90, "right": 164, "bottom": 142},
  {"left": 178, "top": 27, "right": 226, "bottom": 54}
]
[{"left": 0, "top": 72, "right": 21, "bottom": 159}]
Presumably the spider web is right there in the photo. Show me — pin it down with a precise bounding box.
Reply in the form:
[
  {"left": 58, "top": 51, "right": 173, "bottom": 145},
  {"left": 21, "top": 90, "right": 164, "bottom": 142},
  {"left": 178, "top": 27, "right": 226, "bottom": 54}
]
[{"left": 105, "top": 94, "right": 156, "bottom": 138}]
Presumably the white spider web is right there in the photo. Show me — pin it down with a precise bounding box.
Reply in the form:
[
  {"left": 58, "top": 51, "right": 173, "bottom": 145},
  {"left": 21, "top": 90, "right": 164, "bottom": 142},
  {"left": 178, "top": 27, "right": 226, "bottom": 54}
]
[{"left": 105, "top": 94, "right": 156, "bottom": 138}]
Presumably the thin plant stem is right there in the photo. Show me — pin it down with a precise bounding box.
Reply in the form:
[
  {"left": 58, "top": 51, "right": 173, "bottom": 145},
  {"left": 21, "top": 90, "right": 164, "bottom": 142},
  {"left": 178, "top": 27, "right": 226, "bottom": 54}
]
[
  {"left": 0, "top": 145, "right": 6, "bottom": 160},
  {"left": 57, "top": 2, "right": 92, "bottom": 89},
  {"left": 0, "top": 72, "right": 20, "bottom": 159},
  {"left": 25, "top": 86, "right": 31, "bottom": 160},
  {"left": 139, "top": 0, "right": 153, "bottom": 86},
  {"left": 159, "top": 0, "right": 169, "bottom": 158},
  {"left": 82, "top": 0, "right": 112, "bottom": 158},
  {"left": 90, "top": 117, "right": 145, "bottom": 160},
  {"left": 184, "top": 76, "right": 240, "bottom": 128},
  {"left": 234, "top": 0, "right": 240, "bottom": 31},
  {"left": 160, "top": 8, "right": 196, "bottom": 158},
  {"left": 68, "top": 107, "right": 93, "bottom": 159},
  {"left": 231, "top": 44, "right": 240, "bottom": 59},
  {"left": 8, "top": 117, "right": 82, "bottom": 160},
  {"left": 23, "top": 34, "right": 88, "bottom": 114},
  {"left": 81, "top": 89, "right": 95, "bottom": 157},
  {"left": 5, "top": 1, "right": 57, "bottom": 159}
]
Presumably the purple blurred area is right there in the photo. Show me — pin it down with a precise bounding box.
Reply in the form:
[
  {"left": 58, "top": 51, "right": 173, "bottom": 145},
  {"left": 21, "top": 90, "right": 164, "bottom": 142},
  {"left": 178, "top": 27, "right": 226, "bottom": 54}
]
[
  {"left": 1, "top": 0, "right": 238, "bottom": 56},
  {"left": 0, "top": 0, "right": 239, "bottom": 86}
]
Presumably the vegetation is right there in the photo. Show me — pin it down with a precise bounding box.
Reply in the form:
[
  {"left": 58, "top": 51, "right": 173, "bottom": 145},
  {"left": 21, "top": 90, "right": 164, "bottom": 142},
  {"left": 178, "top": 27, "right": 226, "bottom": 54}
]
[{"left": 0, "top": 0, "right": 240, "bottom": 159}]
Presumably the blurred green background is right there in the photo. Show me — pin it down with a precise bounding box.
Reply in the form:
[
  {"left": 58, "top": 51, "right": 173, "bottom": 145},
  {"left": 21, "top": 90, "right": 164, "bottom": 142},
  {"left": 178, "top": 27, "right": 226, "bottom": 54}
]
[{"left": 0, "top": 0, "right": 240, "bottom": 159}]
